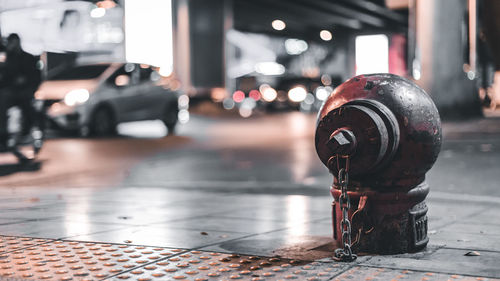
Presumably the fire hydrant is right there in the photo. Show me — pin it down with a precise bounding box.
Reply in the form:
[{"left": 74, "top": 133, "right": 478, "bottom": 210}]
[{"left": 315, "top": 74, "right": 442, "bottom": 258}]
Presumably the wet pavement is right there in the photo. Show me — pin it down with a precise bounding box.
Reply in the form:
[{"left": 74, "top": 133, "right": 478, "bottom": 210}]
[{"left": 0, "top": 113, "right": 500, "bottom": 280}]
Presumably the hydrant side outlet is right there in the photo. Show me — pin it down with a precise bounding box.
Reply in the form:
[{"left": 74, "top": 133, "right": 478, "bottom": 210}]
[{"left": 315, "top": 74, "right": 442, "bottom": 254}]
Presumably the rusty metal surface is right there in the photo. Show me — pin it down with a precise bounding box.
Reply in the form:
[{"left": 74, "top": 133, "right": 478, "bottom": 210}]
[
  {"left": 331, "top": 182, "right": 430, "bottom": 254},
  {"left": 0, "top": 236, "right": 498, "bottom": 280},
  {"left": 315, "top": 74, "right": 442, "bottom": 254},
  {"left": 316, "top": 74, "right": 442, "bottom": 190}
]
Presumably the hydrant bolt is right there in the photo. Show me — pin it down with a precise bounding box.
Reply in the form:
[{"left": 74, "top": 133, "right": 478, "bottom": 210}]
[{"left": 327, "top": 128, "right": 356, "bottom": 157}]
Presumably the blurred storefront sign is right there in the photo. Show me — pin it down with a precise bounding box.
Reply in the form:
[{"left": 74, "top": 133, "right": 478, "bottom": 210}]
[
  {"left": 0, "top": 0, "right": 123, "bottom": 62},
  {"left": 124, "top": 0, "right": 173, "bottom": 77}
]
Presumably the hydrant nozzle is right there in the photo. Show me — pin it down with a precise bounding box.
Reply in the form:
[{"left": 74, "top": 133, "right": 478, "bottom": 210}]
[{"left": 327, "top": 128, "right": 357, "bottom": 158}]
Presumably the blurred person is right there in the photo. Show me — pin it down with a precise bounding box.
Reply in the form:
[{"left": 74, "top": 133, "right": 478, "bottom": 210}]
[
  {"left": 0, "top": 33, "right": 41, "bottom": 145},
  {"left": 0, "top": 37, "right": 5, "bottom": 62},
  {"left": 0, "top": 35, "right": 7, "bottom": 146},
  {"left": 478, "top": 30, "right": 494, "bottom": 108}
]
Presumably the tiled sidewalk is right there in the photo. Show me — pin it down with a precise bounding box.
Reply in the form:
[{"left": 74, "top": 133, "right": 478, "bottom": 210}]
[{"left": 0, "top": 186, "right": 499, "bottom": 280}]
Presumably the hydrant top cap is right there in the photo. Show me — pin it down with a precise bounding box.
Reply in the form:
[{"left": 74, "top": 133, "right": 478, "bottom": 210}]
[{"left": 315, "top": 74, "right": 442, "bottom": 188}]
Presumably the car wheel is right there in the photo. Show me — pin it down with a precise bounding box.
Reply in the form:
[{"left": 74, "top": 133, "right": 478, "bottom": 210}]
[
  {"left": 162, "top": 104, "right": 178, "bottom": 135},
  {"left": 90, "top": 107, "right": 116, "bottom": 136}
]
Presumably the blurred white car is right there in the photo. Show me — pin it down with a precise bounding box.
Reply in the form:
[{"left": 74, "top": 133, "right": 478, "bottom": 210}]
[{"left": 36, "top": 63, "right": 180, "bottom": 136}]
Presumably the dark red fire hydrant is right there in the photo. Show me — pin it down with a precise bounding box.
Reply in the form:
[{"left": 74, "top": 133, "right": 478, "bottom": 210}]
[{"left": 315, "top": 74, "right": 441, "bottom": 259}]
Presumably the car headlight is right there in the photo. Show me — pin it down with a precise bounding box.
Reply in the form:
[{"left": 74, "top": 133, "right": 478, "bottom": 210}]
[
  {"left": 64, "top": 89, "right": 90, "bottom": 106},
  {"left": 288, "top": 86, "right": 307, "bottom": 102},
  {"left": 259, "top": 84, "right": 277, "bottom": 102}
]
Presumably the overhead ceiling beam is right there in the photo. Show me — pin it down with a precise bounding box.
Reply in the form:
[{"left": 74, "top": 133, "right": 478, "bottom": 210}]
[
  {"left": 335, "top": 0, "right": 407, "bottom": 25},
  {"left": 288, "top": 0, "right": 387, "bottom": 28},
  {"left": 239, "top": 0, "right": 362, "bottom": 30}
]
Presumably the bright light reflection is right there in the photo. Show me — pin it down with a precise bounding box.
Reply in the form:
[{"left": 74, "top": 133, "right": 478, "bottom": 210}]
[
  {"left": 178, "top": 95, "right": 189, "bottom": 108},
  {"left": 320, "top": 30, "right": 332, "bottom": 41},
  {"left": 64, "top": 89, "right": 90, "bottom": 106},
  {"left": 288, "top": 86, "right": 307, "bottom": 102},
  {"left": 118, "top": 120, "right": 167, "bottom": 138},
  {"left": 90, "top": 7, "right": 106, "bottom": 18},
  {"left": 64, "top": 192, "right": 91, "bottom": 237},
  {"left": 260, "top": 84, "right": 277, "bottom": 102},
  {"left": 239, "top": 107, "right": 252, "bottom": 118},
  {"left": 272, "top": 19, "right": 286, "bottom": 31},
  {"left": 125, "top": 0, "right": 173, "bottom": 76},
  {"left": 178, "top": 109, "right": 189, "bottom": 124},
  {"left": 315, "top": 87, "right": 329, "bottom": 101},
  {"left": 285, "top": 39, "right": 308, "bottom": 55},
  {"left": 288, "top": 113, "right": 313, "bottom": 183},
  {"left": 355, "top": 34, "right": 389, "bottom": 75},
  {"left": 286, "top": 195, "right": 310, "bottom": 242},
  {"left": 255, "top": 62, "right": 285, "bottom": 76}
]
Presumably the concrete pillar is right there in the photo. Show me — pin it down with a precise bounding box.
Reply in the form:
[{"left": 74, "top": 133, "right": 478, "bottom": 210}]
[
  {"left": 172, "top": 0, "right": 231, "bottom": 94},
  {"left": 414, "top": 0, "right": 481, "bottom": 118}
]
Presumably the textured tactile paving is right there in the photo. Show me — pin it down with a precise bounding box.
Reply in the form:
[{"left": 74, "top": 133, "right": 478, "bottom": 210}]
[
  {"left": 0, "top": 236, "right": 54, "bottom": 254},
  {"left": 108, "top": 251, "right": 348, "bottom": 281},
  {"left": 0, "top": 238, "right": 183, "bottom": 280}
]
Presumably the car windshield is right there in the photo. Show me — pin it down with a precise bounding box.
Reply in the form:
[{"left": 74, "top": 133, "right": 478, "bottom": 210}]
[{"left": 49, "top": 64, "right": 110, "bottom": 80}]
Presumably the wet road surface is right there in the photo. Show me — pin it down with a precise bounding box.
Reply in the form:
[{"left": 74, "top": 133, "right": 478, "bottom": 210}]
[
  {"left": 0, "top": 113, "right": 500, "bottom": 279},
  {"left": 1, "top": 113, "right": 500, "bottom": 198}
]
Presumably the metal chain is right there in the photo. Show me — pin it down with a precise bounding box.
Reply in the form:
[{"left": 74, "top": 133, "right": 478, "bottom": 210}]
[{"left": 333, "top": 156, "right": 357, "bottom": 262}]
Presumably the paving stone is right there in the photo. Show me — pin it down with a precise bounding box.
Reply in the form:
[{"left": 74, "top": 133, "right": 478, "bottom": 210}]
[
  {"left": 426, "top": 200, "right": 487, "bottom": 230},
  {"left": 161, "top": 216, "right": 291, "bottom": 234},
  {"left": 463, "top": 208, "right": 500, "bottom": 226},
  {"left": 334, "top": 266, "right": 500, "bottom": 281},
  {"left": 70, "top": 226, "right": 253, "bottom": 249},
  {"left": 429, "top": 218, "right": 500, "bottom": 251},
  {"left": 0, "top": 220, "right": 129, "bottom": 240},
  {"left": 201, "top": 222, "right": 335, "bottom": 260},
  {"left": 430, "top": 231, "right": 500, "bottom": 252},
  {"left": 360, "top": 247, "right": 500, "bottom": 278}
]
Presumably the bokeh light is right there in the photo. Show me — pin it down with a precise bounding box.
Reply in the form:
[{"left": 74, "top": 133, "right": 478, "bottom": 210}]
[
  {"left": 178, "top": 109, "right": 189, "bottom": 124},
  {"left": 288, "top": 86, "right": 307, "bottom": 102},
  {"left": 285, "top": 39, "right": 308, "bottom": 55},
  {"left": 223, "top": 98, "right": 235, "bottom": 110},
  {"left": 272, "top": 19, "right": 286, "bottom": 31},
  {"left": 321, "top": 74, "right": 332, "bottom": 86},
  {"left": 178, "top": 95, "right": 189, "bottom": 108},
  {"left": 320, "top": 30, "right": 332, "bottom": 41},
  {"left": 315, "top": 87, "right": 329, "bottom": 101},
  {"left": 249, "top": 90, "right": 261, "bottom": 101},
  {"left": 259, "top": 84, "right": 278, "bottom": 102},
  {"left": 233, "top": 90, "right": 245, "bottom": 103}
]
